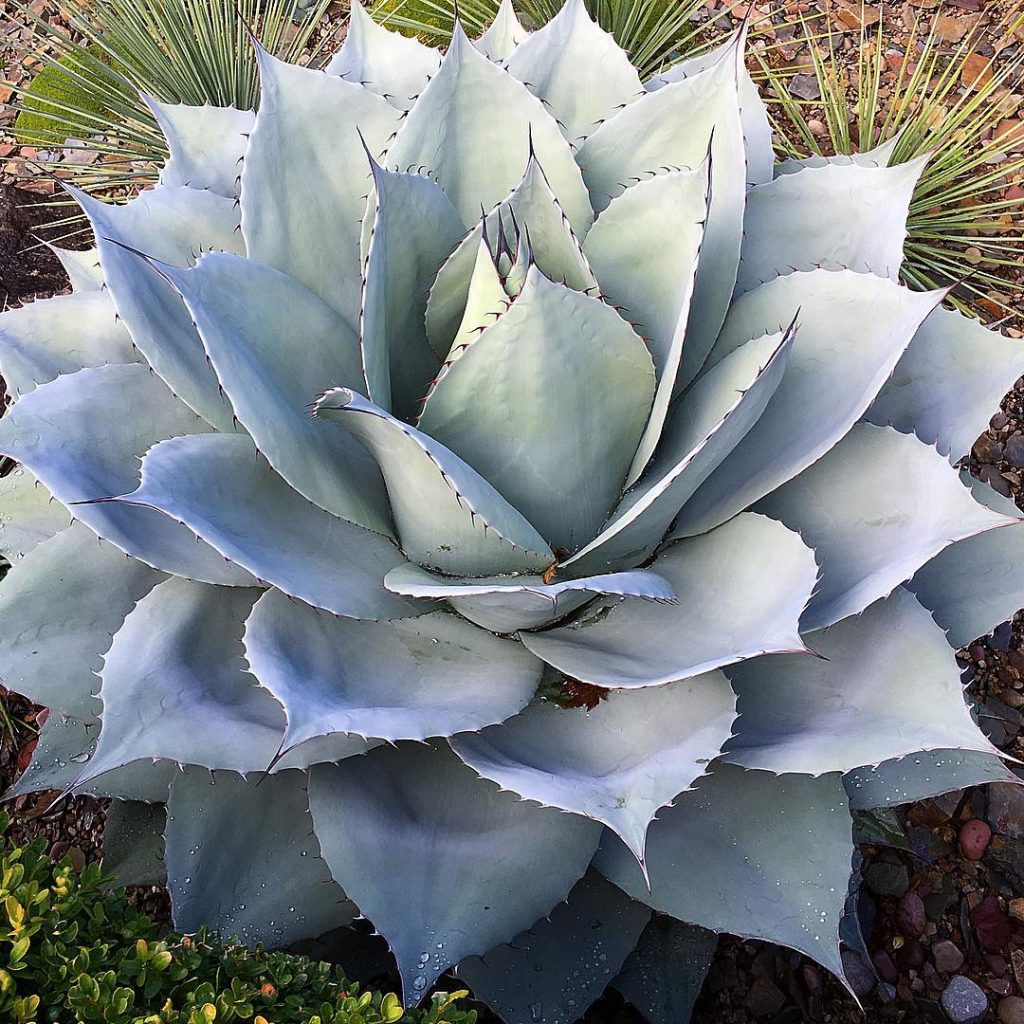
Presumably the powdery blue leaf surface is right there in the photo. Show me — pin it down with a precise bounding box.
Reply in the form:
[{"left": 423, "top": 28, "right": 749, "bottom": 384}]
[
  {"left": 646, "top": 31, "right": 773, "bottom": 186},
  {"left": 756, "top": 423, "right": 1015, "bottom": 631},
  {"left": 45, "top": 244, "right": 102, "bottom": 291},
  {"left": 505, "top": 0, "right": 642, "bottom": 145},
  {"left": 241, "top": 45, "right": 402, "bottom": 325},
  {"left": 0, "top": 365, "right": 253, "bottom": 585},
  {"left": 908, "top": 477, "right": 1024, "bottom": 648},
  {"left": 582, "top": 165, "right": 708, "bottom": 483},
  {"left": 157, "top": 252, "right": 391, "bottom": 535},
  {"left": 114, "top": 432, "right": 417, "bottom": 618},
  {"left": 103, "top": 800, "right": 167, "bottom": 887},
  {"left": 167, "top": 768, "right": 356, "bottom": 948},
  {"left": 244, "top": 587, "right": 540, "bottom": 748},
  {"left": 774, "top": 135, "right": 902, "bottom": 176},
  {"left": 724, "top": 588, "right": 997, "bottom": 775},
  {"left": 308, "top": 742, "right": 601, "bottom": 1004},
  {"left": 0, "top": 469, "right": 70, "bottom": 563},
  {"left": 736, "top": 158, "right": 926, "bottom": 294},
  {"left": 418, "top": 267, "right": 655, "bottom": 551},
  {"left": 846, "top": 750, "right": 1019, "bottom": 811},
  {"left": 476, "top": 0, "right": 529, "bottom": 60},
  {"left": 425, "top": 152, "right": 597, "bottom": 357},
  {"left": 457, "top": 870, "right": 651, "bottom": 1024},
  {"left": 866, "top": 305, "right": 1024, "bottom": 460},
  {"left": 80, "top": 578, "right": 373, "bottom": 785},
  {"left": 361, "top": 164, "right": 463, "bottom": 419},
  {"left": 525, "top": 513, "right": 816, "bottom": 688},
  {"left": 595, "top": 764, "right": 853, "bottom": 980},
  {"left": 144, "top": 97, "right": 254, "bottom": 196},
  {"left": 672, "top": 270, "right": 942, "bottom": 539},
  {"left": 0, "top": 524, "right": 163, "bottom": 720},
  {"left": 384, "top": 562, "right": 675, "bottom": 632},
  {"left": 452, "top": 673, "right": 737, "bottom": 862},
  {"left": 611, "top": 918, "right": 718, "bottom": 1024},
  {"left": 71, "top": 184, "right": 242, "bottom": 432},
  {"left": 326, "top": 0, "right": 441, "bottom": 106},
  {"left": 0, "top": 290, "right": 137, "bottom": 398},
  {"left": 565, "top": 327, "right": 792, "bottom": 576},
  {"left": 316, "top": 388, "right": 553, "bottom": 575},
  {"left": 576, "top": 39, "right": 745, "bottom": 384},
  {"left": 386, "top": 25, "right": 593, "bottom": 234}
]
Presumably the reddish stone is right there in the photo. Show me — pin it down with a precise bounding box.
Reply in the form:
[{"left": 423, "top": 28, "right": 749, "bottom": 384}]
[
  {"left": 973, "top": 895, "right": 1013, "bottom": 951},
  {"left": 960, "top": 818, "right": 993, "bottom": 860}
]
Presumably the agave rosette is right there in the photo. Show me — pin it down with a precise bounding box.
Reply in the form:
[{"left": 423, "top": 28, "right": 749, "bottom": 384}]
[{"left": 2, "top": 0, "right": 1024, "bottom": 1018}]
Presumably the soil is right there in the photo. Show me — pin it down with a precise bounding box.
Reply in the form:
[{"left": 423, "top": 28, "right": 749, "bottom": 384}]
[{"left": 1, "top": 2, "right": 1023, "bottom": 1023}]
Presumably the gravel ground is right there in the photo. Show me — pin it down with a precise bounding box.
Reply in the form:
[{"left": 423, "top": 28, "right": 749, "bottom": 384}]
[{"left": 2, "top": 1, "right": 1024, "bottom": 1022}]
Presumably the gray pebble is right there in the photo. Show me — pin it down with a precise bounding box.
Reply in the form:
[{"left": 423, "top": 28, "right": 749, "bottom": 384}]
[{"left": 941, "top": 975, "right": 988, "bottom": 1024}]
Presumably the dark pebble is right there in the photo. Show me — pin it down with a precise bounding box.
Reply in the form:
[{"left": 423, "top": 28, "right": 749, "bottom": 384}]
[
  {"left": 972, "top": 894, "right": 1013, "bottom": 951},
  {"left": 1005, "top": 433, "right": 1024, "bottom": 469},
  {"left": 933, "top": 940, "right": 965, "bottom": 974},
  {"left": 899, "top": 892, "right": 927, "bottom": 937},
  {"left": 841, "top": 948, "right": 876, "bottom": 997},
  {"left": 866, "top": 861, "right": 910, "bottom": 898},
  {"left": 745, "top": 975, "right": 786, "bottom": 1018},
  {"left": 873, "top": 950, "right": 900, "bottom": 984}
]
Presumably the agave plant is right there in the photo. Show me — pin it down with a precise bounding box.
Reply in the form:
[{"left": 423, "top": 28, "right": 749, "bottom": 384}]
[{"left": 3, "top": 0, "right": 1024, "bottom": 1020}]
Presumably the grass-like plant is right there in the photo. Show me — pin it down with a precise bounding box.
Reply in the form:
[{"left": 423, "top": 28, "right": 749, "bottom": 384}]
[{"left": 758, "top": 5, "right": 1024, "bottom": 317}]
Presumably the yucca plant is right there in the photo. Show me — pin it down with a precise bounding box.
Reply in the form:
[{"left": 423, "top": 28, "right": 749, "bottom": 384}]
[
  {"left": 760, "top": 5, "right": 1024, "bottom": 316},
  {"left": 2, "top": 2, "right": 1024, "bottom": 1021}
]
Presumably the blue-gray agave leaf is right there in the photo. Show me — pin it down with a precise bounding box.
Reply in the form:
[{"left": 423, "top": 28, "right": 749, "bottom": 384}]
[
  {"left": 457, "top": 870, "right": 651, "bottom": 1024},
  {"left": 1, "top": 3, "right": 1022, "bottom": 1017},
  {"left": 103, "top": 800, "right": 168, "bottom": 888}
]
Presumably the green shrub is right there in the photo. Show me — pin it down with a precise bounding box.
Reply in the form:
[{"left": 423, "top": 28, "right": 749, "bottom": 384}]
[{"left": 0, "top": 813, "right": 474, "bottom": 1024}]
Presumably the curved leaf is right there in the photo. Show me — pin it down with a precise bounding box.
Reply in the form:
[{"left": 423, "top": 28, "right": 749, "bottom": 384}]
[
  {"left": 316, "top": 388, "right": 554, "bottom": 575},
  {"left": 0, "top": 365, "right": 253, "bottom": 585},
  {"left": 457, "top": 870, "right": 651, "bottom": 1024},
  {"left": 103, "top": 800, "right": 167, "bottom": 887},
  {"left": 845, "top": 749, "right": 1020, "bottom": 811},
  {"left": 582, "top": 165, "right": 708, "bottom": 483},
  {"left": 647, "top": 31, "right": 773, "bottom": 186},
  {"left": 505, "top": 0, "right": 642, "bottom": 145},
  {"left": 596, "top": 764, "right": 853, "bottom": 981},
  {"left": 724, "top": 588, "right": 997, "bottom": 775},
  {"left": 866, "top": 305, "right": 1024, "bottom": 461},
  {"left": 361, "top": 163, "right": 464, "bottom": 419},
  {"left": 418, "top": 267, "right": 654, "bottom": 550},
  {"left": 71, "top": 184, "right": 242, "bottom": 432},
  {"left": 452, "top": 672, "right": 736, "bottom": 862},
  {"left": 156, "top": 252, "right": 392, "bottom": 535},
  {"left": 908, "top": 476, "right": 1024, "bottom": 648},
  {"left": 0, "top": 469, "right": 70, "bottom": 563},
  {"left": 0, "top": 290, "right": 137, "bottom": 398},
  {"left": 326, "top": 0, "right": 441, "bottom": 107},
  {"left": 0, "top": 524, "right": 163, "bottom": 720},
  {"left": 167, "top": 767, "right": 356, "bottom": 947},
  {"left": 756, "top": 423, "right": 1015, "bottom": 631},
  {"left": 309, "top": 742, "right": 601, "bottom": 1004},
  {"left": 735, "top": 158, "right": 926, "bottom": 294},
  {"left": 244, "top": 587, "right": 540, "bottom": 749},
  {"left": 672, "top": 270, "right": 943, "bottom": 539},
  {"left": 565, "top": 328, "right": 792, "bottom": 576},
  {"left": 45, "top": 244, "right": 102, "bottom": 291},
  {"left": 384, "top": 562, "right": 675, "bottom": 632},
  {"left": 241, "top": 45, "right": 402, "bottom": 325},
  {"left": 576, "top": 38, "right": 745, "bottom": 384},
  {"left": 425, "top": 151, "right": 598, "bottom": 357},
  {"left": 144, "top": 97, "right": 254, "bottom": 196},
  {"left": 386, "top": 24, "right": 593, "bottom": 233},
  {"left": 114, "top": 432, "right": 418, "bottom": 619},
  {"left": 526, "top": 513, "right": 816, "bottom": 687},
  {"left": 774, "top": 135, "right": 902, "bottom": 176},
  {"left": 476, "top": 0, "right": 529, "bottom": 60},
  {"left": 612, "top": 918, "right": 718, "bottom": 1024}
]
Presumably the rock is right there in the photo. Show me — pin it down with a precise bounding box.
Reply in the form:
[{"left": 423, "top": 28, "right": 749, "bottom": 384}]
[
  {"left": 873, "top": 950, "right": 900, "bottom": 984},
  {"left": 972, "top": 895, "right": 1013, "bottom": 951},
  {"left": 1000, "top": 995, "right": 1024, "bottom": 1024},
  {"left": 1009, "top": 897, "right": 1024, "bottom": 924},
  {"left": 988, "top": 783, "right": 1024, "bottom": 839},
  {"left": 1004, "top": 434, "right": 1024, "bottom": 470},
  {"left": 745, "top": 976, "right": 786, "bottom": 1018},
  {"left": 992, "top": 412, "right": 1010, "bottom": 431},
  {"left": 933, "top": 940, "right": 965, "bottom": 974},
  {"left": 941, "top": 976, "right": 988, "bottom": 1024},
  {"left": 979, "top": 464, "right": 1012, "bottom": 497},
  {"left": 788, "top": 74, "right": 820, "bottom": 101},
  {"left": 899, "top": 892, "right": 928, "bottom": 937},
  {"left": 865, "top": 861, "right": 910, "bottom": 898},
  {"left": 974, "top": 434, "right": 1004, "bottom": 462},
  {"left": 897, "top": 938, "right": 927, "bottom": 970},
  {"left": 960, "top": 819, "right": 993, "bottom": 860}
]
